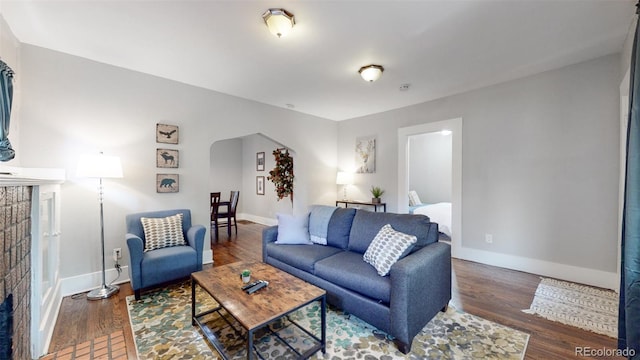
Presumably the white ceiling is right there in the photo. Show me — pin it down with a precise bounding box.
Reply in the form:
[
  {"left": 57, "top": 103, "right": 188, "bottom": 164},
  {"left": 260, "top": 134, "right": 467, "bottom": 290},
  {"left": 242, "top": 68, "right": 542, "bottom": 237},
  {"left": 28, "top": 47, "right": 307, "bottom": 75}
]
[{"left": 1, "top": 0, "right": 635, "bottom": 121}]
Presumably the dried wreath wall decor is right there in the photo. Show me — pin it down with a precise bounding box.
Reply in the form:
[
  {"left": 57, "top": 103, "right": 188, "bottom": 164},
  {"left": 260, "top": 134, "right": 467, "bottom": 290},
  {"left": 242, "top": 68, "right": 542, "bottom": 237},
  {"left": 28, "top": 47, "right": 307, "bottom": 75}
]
[{"left": 267, "top": 148, "right": 294, "bottom": 202}]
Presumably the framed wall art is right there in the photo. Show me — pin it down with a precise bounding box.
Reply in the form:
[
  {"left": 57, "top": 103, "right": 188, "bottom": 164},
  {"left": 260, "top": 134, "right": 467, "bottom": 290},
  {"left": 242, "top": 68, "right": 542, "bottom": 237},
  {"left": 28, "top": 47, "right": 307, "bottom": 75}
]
[
  {"left": 156, "top": 149, "right": 179, "bottom": 168},
  {"left": 256, "top": 151, "right": 265, "bottom": 171},
  {"left": 157, "top": 174, "right": 179, "bottom": 193},
  {"left": 156, "top": 123, "right": 179, "bottom": 144},
  {"left": 256, "top": 176, "right": 265, "bottom": 195},
  {"left": 355, "top": 136, "right": 376, "bottom": 173}
]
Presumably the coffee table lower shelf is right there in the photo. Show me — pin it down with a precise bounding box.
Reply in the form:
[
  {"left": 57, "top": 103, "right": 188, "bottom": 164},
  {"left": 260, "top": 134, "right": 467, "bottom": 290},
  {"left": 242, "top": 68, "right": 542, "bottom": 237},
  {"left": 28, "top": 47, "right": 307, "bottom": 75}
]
[{"left": 191, "top": 280, "right": 326, "bottom": 360}]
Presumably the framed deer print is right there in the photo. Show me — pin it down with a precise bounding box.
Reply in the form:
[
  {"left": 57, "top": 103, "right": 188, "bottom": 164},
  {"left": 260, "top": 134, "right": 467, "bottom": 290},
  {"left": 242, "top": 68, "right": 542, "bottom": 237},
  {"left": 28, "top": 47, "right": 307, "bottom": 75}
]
[{"left": 156, "top": 149, "right": 179, "bottom": 168}]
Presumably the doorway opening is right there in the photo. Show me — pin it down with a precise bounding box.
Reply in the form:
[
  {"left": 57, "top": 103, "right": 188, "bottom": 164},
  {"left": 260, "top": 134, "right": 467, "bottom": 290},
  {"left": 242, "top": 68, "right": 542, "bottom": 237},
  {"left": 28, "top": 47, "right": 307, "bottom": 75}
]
[
  {"left": 398, "top": 118, "right": 462, "bottom": 257},
  {"left": 209, "top": 133, "right": 294, "bottom": 227}
]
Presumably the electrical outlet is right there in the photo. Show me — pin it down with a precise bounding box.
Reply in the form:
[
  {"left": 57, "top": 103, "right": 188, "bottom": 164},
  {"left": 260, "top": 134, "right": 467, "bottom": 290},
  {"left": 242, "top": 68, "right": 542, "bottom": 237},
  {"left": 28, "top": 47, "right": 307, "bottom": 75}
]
[
  {"left": 485, "top": 234, "right": 493, "bottom": 244},
  {"left": 113, "top": 248, "right": 122, "bottom": 261}
]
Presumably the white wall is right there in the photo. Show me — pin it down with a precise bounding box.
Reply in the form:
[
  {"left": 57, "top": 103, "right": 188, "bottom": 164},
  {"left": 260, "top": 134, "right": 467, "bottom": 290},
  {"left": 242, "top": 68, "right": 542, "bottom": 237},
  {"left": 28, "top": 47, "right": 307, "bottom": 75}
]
[
  {"left": 17, "top": 44, "right": 338, "bottom": 288},
  {"left": 408, "top": 132, "right": 452, "bottom": 204},
  {"left": 338, "top": 54, "right": 621, "bottom": 285}
]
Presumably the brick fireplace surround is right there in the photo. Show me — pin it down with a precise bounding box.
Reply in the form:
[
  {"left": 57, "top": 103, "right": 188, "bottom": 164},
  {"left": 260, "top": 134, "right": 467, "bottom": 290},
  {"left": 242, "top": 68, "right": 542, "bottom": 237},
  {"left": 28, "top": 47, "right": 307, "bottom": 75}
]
[{"left": 0, "top": 186, "right": 32, "bottom": 360}]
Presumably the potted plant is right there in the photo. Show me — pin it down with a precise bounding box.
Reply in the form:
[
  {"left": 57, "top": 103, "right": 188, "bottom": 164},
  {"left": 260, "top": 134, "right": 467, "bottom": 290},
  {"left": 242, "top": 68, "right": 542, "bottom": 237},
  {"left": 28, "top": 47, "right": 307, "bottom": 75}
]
[
  {"left": 370, "top": 186, "right": 385, "bottom": 204},
  {"left": 241, "top": 269, "right": 251, "bottom": 283}
]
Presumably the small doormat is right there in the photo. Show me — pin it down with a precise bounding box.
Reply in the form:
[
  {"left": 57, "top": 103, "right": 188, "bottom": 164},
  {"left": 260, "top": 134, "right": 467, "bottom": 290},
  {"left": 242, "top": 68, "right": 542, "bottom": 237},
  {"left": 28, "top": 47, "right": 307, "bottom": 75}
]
[
  {"left": 127, "top": 281, "right": 530, "bottom": 359},
  {"left": 523, "top": 277, "right": 618, "bottom": 338}
]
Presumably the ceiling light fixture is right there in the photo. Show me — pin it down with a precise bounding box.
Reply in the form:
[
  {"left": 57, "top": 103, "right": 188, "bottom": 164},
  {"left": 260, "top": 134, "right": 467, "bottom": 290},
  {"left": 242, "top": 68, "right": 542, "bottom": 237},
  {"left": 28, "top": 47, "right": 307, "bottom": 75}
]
[
  {"left": 262, "top": 8, "right": 295, "bottom": 38},
  {"left": 358, "top": 64, "right": 384, "bottom": 82}
]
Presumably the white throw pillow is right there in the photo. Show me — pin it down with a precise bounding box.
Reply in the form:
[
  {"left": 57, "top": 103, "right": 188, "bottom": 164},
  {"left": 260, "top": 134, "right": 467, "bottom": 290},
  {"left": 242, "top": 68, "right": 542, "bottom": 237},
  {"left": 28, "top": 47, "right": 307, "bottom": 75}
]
[
  {"left": 276, "top": 213, "right": 312, "bottom": 245},
  {"left": 363, "top": 224, "right": 417, "bottom": 276},
  {"left": 408, "top": 190, "right": 422, "bottom": 206},
  {"left": 141, "top": 213, "right": 186, "bottom": 252}
]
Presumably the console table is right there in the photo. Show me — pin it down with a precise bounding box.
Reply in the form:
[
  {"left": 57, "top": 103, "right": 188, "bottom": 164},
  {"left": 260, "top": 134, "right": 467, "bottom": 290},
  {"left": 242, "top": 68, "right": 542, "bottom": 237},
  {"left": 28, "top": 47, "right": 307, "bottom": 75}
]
[{"left": 336, "top": 200, "right": 386, "bottom": 212}]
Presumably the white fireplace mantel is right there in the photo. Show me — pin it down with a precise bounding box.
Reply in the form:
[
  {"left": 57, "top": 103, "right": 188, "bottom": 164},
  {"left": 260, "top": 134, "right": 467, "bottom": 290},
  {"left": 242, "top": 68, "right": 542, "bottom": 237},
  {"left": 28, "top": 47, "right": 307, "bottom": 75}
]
[{"left": 0, "top": 165, "right": 66, "bottom": 185}]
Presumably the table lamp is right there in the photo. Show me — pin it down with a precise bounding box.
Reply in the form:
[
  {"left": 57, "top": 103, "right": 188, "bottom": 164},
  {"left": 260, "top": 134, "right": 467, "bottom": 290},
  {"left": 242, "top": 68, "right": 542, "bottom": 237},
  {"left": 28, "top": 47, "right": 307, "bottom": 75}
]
[{"left": 336, "top": 172, "right": 353, "bottom": 200}]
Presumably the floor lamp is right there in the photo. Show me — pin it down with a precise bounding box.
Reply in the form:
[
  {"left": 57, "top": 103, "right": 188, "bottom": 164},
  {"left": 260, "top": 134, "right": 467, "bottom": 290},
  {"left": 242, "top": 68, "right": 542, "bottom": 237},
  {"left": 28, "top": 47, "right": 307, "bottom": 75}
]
[{"left": 77, "top": 152, "right": 123, "bottom": 300}]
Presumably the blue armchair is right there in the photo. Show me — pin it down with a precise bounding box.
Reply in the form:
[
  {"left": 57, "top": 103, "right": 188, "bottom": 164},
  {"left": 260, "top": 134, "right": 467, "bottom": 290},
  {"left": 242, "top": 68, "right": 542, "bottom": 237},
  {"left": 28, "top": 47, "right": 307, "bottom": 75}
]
[{"left": 126, "top": 209, "right": 206, "bottom": 299}]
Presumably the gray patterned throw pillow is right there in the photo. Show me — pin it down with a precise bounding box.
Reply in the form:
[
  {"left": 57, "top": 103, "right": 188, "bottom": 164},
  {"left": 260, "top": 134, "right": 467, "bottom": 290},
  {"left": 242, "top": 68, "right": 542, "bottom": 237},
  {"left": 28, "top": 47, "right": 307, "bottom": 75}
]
[
  {"left": 141, "top": 213, "right": 186, "bottom": 252},
  {"left": 363, "top": 224, "right": 417, "bottom": 276}
]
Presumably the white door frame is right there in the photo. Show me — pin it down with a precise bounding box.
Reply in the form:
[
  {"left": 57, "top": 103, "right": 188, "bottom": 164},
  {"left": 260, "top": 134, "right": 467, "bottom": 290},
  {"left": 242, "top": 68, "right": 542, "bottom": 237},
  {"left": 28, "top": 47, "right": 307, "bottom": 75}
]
[{"left": 398, "top": 118, "right": 462, "bottom": 257}]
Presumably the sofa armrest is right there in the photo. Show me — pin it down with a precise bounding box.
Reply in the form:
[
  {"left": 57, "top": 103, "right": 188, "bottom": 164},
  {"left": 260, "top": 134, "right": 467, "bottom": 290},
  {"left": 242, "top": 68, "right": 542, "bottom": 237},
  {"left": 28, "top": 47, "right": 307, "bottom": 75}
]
[
  {"left": 126, "top": 233, "right": 145, "bottom": 291},
  {"left": 262, "top": 226, "right": 278, "bottom": 261},
  {"left": 389, "top": 242, "right": 451, "bottom": 348},
  {"left": 186, "top": 225, "right": 206, "bottom": 271}
]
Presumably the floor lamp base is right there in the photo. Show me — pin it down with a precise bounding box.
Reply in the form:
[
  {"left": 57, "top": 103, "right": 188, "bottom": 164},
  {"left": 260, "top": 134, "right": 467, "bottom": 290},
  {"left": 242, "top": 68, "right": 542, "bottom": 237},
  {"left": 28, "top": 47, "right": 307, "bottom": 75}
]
[{"left": 87, "top": 284, "right": 119, "bottom": 300}]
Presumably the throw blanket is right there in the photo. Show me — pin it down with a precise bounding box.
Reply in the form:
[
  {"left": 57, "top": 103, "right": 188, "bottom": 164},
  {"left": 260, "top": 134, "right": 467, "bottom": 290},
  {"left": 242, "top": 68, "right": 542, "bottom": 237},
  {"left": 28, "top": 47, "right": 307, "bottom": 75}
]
[{"left": 308, "top": 205, "right": 337, "bottom": 245}]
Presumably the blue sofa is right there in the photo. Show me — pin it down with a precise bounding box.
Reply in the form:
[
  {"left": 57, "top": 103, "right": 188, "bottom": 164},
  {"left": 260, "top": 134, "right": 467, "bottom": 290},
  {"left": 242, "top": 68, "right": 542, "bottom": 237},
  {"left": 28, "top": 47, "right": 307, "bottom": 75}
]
[
  {"left": 126, "top": 209, "right": 206, "bottom": 300},
  {"left": 262, "top": 208, "right": 451, "bottom": 353}
]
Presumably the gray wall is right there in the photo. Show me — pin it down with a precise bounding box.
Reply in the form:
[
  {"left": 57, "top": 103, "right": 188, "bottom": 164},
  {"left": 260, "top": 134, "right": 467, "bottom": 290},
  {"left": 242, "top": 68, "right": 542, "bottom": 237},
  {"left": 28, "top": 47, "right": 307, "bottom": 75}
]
[
  {"left": 338, "top": 54, "right": 620, "bottom": 274},
  {"left": 17, "top": 44, "right": 338, "bottom": 280},
  {"left": 408, "top": 132, "right": 452, "bottom": 204}
]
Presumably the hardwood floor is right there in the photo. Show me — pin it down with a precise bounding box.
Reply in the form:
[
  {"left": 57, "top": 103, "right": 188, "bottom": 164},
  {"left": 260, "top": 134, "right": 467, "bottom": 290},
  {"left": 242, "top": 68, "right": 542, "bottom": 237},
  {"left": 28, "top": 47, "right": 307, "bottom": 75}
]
[{"left": 47, "top": 221, "right": 621, "bottom": 359}]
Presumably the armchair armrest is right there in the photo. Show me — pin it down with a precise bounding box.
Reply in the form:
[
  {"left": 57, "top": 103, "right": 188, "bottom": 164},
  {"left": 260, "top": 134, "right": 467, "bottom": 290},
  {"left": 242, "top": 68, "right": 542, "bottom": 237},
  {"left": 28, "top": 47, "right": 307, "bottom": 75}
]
[
  {"left": 186, "top": 225, "right": 206, "bottom": 270},
  {"left": 126, "top": 233, "right": 145, "bottom": 290},
  {"left": 262, "top": 226, "right": 278, "bottom": 262},
  {"left": 389, "top": 242, "right": 451, "bottom": 350}
]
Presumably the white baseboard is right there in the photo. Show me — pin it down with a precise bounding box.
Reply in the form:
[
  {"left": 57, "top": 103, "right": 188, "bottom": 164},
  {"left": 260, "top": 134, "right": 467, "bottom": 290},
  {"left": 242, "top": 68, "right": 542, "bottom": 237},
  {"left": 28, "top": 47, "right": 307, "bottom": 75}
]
[
  {"left": 455, "top": 245, "right": 618, "bottom": 290},
  {"left": 203, "top": 250, "right": 213, "bottom": 264},
  {"left": 61, "top": 266, "right": 131, "bottom": 297},
  {"left": 238, "top": 213, "right": 276, "bottom": 226}
]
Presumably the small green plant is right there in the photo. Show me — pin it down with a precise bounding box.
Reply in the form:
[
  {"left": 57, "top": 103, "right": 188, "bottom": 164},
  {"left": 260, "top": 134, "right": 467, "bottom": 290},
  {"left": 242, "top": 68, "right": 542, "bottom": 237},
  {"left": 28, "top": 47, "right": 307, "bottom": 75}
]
[
  {"left": 241, "top": 269, "right": 251, "bottom": 277},
  {"left": 370, "top": 186, "right": 385, "bottom": 198}
]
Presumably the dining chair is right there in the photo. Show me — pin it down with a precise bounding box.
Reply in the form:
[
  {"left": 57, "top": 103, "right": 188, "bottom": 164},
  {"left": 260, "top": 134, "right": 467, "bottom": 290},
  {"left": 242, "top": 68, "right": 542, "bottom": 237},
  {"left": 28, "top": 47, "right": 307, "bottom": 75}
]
[{"left": 210, "top": 191, "right": 239, "bottom": 241}]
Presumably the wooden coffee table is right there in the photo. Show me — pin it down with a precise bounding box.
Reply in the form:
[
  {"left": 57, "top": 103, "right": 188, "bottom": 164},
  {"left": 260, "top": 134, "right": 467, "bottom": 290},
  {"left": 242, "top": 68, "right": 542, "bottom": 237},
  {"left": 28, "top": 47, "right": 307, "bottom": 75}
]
[{"left": 191, "top": 261, "right": 326, "bottom": 360}]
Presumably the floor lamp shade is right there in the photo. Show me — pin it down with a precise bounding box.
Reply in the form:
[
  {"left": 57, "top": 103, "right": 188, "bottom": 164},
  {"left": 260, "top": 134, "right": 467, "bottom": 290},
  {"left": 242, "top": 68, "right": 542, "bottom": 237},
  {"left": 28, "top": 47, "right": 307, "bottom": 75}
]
[
  {"left": 77, "top": 153, "right": 123, "bottom": 178},
  {"left": 77, "top": 152, "right": 123, "bottom": 300}
]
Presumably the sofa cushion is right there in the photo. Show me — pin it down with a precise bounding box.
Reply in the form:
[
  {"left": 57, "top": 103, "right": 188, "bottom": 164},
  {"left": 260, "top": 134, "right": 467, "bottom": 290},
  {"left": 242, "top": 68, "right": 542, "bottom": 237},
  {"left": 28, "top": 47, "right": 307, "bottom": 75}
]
[
  {"left": 266, "top": 243, "right": 342, "bottom": 273},
  {"left": 314, "top": 251, "right": 391, "bottom": 304},
  {"left": 363, "top": 224, "right": 417, "bottom": 276},
  {"left": 275, "top": 213, "right": 312, "bottom": 244},
  {"left": 141, "top": 213, "right": 186, "bottom": 252},
  {"left": 348, "top": 211, "right": 433, "bottom": 254},
  {"left": 326, "top": 208, "right": 356, "bottom": 249}
]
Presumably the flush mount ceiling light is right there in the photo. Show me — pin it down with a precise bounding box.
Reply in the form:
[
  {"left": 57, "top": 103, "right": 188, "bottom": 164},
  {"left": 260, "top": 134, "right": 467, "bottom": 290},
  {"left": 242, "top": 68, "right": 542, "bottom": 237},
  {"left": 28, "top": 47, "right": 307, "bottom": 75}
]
[
  {"left": 358, "top": 64, "right": 384, "bottom": 82},
  {"left": 262, "top": 8, "right": 295, "bottom": 38}
]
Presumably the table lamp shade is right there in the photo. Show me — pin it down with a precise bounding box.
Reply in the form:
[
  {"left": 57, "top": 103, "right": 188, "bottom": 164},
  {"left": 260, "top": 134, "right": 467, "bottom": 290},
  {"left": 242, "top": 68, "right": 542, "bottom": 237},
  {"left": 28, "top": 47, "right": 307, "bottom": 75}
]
[
  {"left": 77, "top": 153, "right": 123, "bottom": 178},
  {"left": 336, "top": 172, "right": 353, "bottom": 185}
]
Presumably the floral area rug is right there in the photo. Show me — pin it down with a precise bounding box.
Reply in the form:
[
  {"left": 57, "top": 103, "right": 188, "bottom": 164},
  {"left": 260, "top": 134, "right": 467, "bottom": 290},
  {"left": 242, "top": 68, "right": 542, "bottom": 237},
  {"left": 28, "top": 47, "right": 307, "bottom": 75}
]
[
  {"left": 522, "top": 277, "right": 618, "bottom": 338},
  {"left": 127, "top": 282, "right": 529, "bottom": 359}
]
